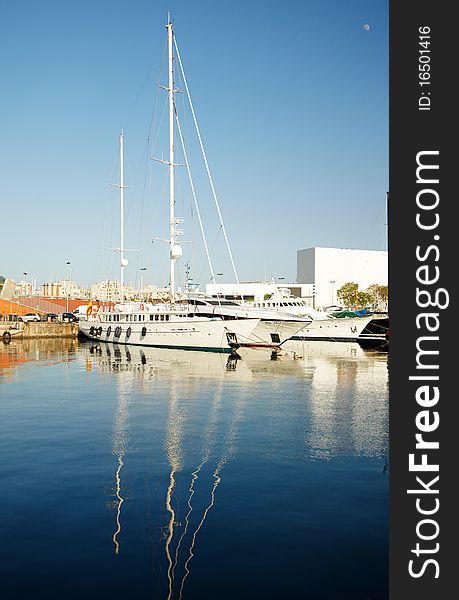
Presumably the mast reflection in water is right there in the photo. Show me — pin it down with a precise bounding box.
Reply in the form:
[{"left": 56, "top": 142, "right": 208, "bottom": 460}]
[{"left": 0, "top": 340, "right": 388, "bottom": 599}]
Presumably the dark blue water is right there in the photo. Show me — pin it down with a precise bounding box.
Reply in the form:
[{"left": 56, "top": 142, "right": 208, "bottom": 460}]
[{"left": 0, "top": 339, "right": 388, "bottom": 599}]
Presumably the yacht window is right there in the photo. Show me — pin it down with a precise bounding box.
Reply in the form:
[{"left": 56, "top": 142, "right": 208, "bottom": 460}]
[
  {"left": 166, "top": 315, "right": 170, "bottom": 321},
  {"left": 155, "top": 315, "right": 159, "bottom": 321},
  {"left": 134, "top": 315, "right": 137, "bottom": 321},
  {"left": 160, "top": 315, "right": 164, "bottom": 321},
  {"left": 150, "top": 315, "right": 154, "bottom": 321},
  {"left": 207, "top": 300, "right": 239, "bottom": 306}
]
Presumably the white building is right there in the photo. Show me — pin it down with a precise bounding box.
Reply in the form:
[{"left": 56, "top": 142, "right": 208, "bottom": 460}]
[
  {"left": 42, "top": 280, "right": 83, "bottom": 299},
  {"left": 16, "top": 280, "right": 34, "bottom": 297},
  {"left": 297, "top": 247, "right": 388, "bottom": 309},
  {"left": 0, "top": 276, "right": 16, "bottom": 300},
  {"left": 90, "top": 280, "right": 122, "bottom": 302}
]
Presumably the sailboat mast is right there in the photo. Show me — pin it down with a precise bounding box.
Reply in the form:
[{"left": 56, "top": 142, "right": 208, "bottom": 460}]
[
  {"left": 167, "top": 18, "right": 175, "bottom": 302},
  {"left": 120, "top": 131, "right": 125, "bottom": 302}
]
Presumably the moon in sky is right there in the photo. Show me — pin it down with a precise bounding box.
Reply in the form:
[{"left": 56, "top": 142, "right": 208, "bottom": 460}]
[{"left": 363, "top": 24, "right": 371, "bottom": 31}]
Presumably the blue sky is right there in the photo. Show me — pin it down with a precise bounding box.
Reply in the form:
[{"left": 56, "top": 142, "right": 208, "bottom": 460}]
[{"left": 1, "top": 0, "right": 388, "bottom": 290}]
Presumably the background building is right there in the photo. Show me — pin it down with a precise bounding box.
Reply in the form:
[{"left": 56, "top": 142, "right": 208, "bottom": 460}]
[
  {"left": 90, "top": 280, "right": 122, "bottom": 302},
  {"left": 0, "top": 276, "right": 16, "bottom": 300},
  {"left": 41, "top": 280, "right": 85, "bottom": 299},
  {"left": 297, "top": 247, "right": 388, "bottom": 308},
  {"left": 16, "top": 280, "right": 35, "bottom": 296}
]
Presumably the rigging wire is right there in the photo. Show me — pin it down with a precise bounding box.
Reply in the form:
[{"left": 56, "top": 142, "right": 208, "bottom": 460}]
[
  {"left": 131, "top": 39, "right": 169, "bottom": 288},
  {"left": 174, "top": 36, "right": 240, "bottom": 285},
  {"left": 100, "top": 140, "right": 121, "bottom": 284},
  {"left": 363, "top": 191, "right": 387, "bottom": 249},
  {"left": 132, "top": 41, "right": 168, "bottom": 282},
  {"left": 122, "top": 37, "right": 165, "bottom": 132},
  {"left": 174, "top": 108, "right": 216, "bottom": 284}
]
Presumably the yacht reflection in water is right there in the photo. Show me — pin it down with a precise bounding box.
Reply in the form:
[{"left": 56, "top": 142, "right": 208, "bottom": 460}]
[
  {"left": 87, "top": 342, "right": 251, "bottom": 598},
  {"left": 85, "top": 341, "right": 388, "bottom": 598},
  {"left": 111, "top": 359, "right": 130, "bottom": 555}
]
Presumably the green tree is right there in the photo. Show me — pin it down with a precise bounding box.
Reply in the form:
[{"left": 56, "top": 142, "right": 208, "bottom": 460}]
[
  {"left": 356, "top": 291, "right": 373, "bottom": 308},
  {"left": 365, "top": 284, "right": 388, "bottom": 311},
  {"left": 337, "top": 282, "right": 359, "bottom": 309}
]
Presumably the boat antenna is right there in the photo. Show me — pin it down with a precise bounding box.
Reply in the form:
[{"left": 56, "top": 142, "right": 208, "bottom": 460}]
[
  {"left": 114, "top": 131, "right": 129, "bottom": 301},
  {"left": 167, "top": 18, "right": 181, "bottom": 302},
  {"left": 120, "top": 131, "right": 125, "bottom": 301},
  {"left": 109, "top": 131, "right": 131, "bottom": 301}
]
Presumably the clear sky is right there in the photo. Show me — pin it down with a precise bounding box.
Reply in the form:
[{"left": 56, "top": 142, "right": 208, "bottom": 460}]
[{"left": 1, "top": 0, "right": 388, "bottom": 291}]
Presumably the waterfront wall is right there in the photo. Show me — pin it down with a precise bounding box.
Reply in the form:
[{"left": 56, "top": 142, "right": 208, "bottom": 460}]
[{"left": 1, "top": 322, "right": 78, "bottom": 340}]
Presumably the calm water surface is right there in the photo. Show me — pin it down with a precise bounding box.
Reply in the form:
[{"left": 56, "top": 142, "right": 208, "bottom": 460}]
[{"left": 0, "top": 338, "right": 388, "bottom": 599}]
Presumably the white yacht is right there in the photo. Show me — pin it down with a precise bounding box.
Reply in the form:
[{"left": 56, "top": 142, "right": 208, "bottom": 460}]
[
  {"left": 79, "top": 302, "right": 260, "bottom": 353},
  {"left": 215, "top": 288, "right": 373, "bottom": 342},
  {"left": 79, "top": 20, "right": 259, "bottom": 353},
  {"left": 183, "top": 295, "right": 312, "bottom": 348}
]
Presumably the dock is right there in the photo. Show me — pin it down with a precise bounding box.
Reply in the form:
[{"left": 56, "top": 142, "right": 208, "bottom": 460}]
[{"left": 1, "top": 321, "right": 78, "bottom": 342}]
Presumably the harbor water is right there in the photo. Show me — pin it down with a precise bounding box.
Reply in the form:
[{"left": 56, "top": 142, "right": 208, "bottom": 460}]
[{"left": 0, "top": 338, "right": 388, "bottom": 599}]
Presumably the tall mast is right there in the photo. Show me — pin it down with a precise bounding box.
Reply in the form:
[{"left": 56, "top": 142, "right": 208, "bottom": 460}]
[
  {"left": 167, "top": 17, "right": 176, "bottom": 302},
  {"left": 120, "top": 131, "right": 125, "bottom": 302}
]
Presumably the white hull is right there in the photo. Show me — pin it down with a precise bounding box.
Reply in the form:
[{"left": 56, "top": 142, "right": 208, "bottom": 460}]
[
  {"left": 79, "top": 315, "right": 259, "bottom": 353},
  {"left": 85, "top": 342, "right": 255, "bottom": 381},
  {"left": 291, "top": 316, "right": 373, "bottom": 342},
  {"left": 190, "top": 297, "right": 372, "bottom": 343},
  {"left": 244, "top": 319, "right": 311, "bottom": 347},
  {"left": 186, "top": 297, "right": 311, "bottom": 346}
]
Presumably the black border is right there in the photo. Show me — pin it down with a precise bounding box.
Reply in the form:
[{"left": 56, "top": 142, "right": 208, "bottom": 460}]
[{"left": 390, "top": 2, "right": 456, "bottom": 597}]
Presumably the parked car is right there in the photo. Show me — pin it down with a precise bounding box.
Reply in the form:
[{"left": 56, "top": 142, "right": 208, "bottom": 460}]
[
  {"left": 5, "top": 314, "right": 20, "bottom": 322},
  {"left": 60, "top": 312, "right": 78, "bottom": 322},
  {"left": 19, "top": 313, "right": 42, "bottom": 322},
  {"left": 42, "top": 313, "right": 58, "bottom": 322}
]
